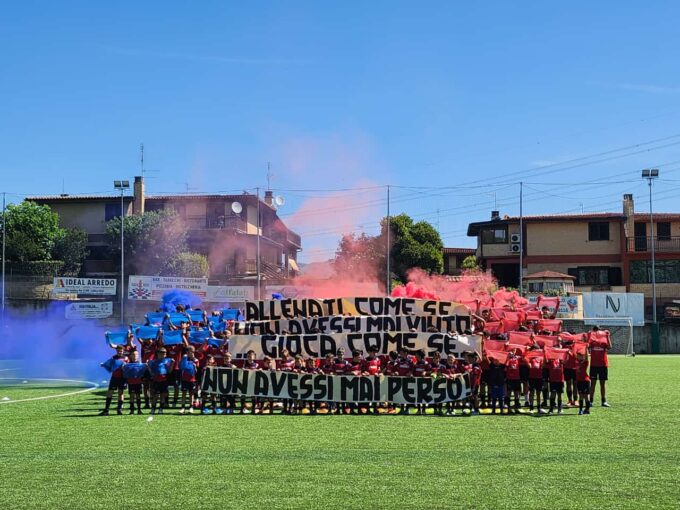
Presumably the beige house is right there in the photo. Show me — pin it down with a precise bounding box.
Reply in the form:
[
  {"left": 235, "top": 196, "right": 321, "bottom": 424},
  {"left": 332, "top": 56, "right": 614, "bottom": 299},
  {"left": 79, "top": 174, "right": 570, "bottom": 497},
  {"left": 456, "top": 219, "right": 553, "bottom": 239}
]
[
  {"left": 27, "top": 177, "right": 302, "bottom": 281},
  {"left": 467, "top": 194, "right": 680, "bottom": 313}
]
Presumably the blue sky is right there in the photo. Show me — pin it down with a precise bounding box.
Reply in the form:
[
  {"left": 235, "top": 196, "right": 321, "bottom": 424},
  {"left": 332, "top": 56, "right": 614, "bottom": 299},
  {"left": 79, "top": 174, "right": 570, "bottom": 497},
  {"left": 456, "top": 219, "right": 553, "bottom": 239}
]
[{"left": 3, "top": 2, "right": 680, "bottom": 261}]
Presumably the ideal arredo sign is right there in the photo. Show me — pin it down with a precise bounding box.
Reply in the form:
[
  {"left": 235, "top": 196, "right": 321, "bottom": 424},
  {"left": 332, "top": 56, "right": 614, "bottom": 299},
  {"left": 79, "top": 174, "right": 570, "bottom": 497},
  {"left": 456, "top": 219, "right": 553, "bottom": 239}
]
[{"left": 53, "top": 277, "right": 117, "bottom": 296}]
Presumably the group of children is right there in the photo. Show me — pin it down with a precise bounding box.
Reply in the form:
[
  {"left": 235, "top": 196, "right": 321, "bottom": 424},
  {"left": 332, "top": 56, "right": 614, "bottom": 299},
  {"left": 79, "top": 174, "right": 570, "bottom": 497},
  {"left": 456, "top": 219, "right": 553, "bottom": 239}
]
[{"left": 99, "top": 322, "right": 610, "bottom": 417}]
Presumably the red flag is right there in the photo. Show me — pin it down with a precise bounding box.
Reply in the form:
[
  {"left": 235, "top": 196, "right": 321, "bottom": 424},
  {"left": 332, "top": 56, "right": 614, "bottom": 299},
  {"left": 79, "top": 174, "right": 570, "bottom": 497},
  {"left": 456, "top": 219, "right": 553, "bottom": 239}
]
[
  {"left": 525, "top": 310, "right": 542, "bottom": 321},
  {"left": 508, "top": 331, "right": 534, "bottom": 346},
  {"left": 537, "top": 296, "right": 560, "bottom": 312},
  {"left": 559, "top": 332, "right": 587, "bottom": 344},
  {"left": 534, "top": 335, "right": 558, "bottom": 348},
  {"left": 501, "top": 317, "right": 520, "bottom": 333},
  {"left": 524, "top": 349, "right": 544, "bottom": 361},
  {"left": 537, "top": 319, "right": 563, "bottom": 333},
  {"left": 485, "top": 349, "right": 509, "bottom": 364},
  {"left": 484, "top": 321, "right": 503, "bottom": 334},
  {"left": 588, "top": 330, "right": 610, "bottom": 346},
  {"left": 507, "top": 343, "right": 527, "bottom": 355},
  {"left": 544, "top": 346, "right": 569, "bottom": 361},
  {"left": 502, "top": 310, "right": 526, "bottom": 323},
  {"left": 572, "top": 342, "right": 588, "bottom": 356},
  {"left": 484, "top": 339, "right": 507, "bottom": 352}
]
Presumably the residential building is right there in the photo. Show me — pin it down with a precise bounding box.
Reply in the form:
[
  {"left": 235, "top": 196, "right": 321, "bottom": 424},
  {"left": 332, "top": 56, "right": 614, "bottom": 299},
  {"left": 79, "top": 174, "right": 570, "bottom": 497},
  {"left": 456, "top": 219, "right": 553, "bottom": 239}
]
[
  {"left": 26, "top": 176, "right": 302, "bottom": 282},
  {"left": 467, "top": 194, "right": 680, "bottom": 312},
  {"left": 442, "top": 247, "right": 476, "bottom": 276}
]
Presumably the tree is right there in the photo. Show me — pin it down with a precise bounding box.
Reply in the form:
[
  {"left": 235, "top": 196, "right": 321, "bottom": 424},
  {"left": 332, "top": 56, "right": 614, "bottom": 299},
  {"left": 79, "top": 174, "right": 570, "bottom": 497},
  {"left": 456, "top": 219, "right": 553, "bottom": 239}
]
[
  {"left": 163, "top": 252, "right": 209, "bottom": 278},
  {"left": 334, "top": 232, "right": 384, "bottom": 280},
  {"left": 2, "top": 202, "right": 63, "bottom": 263},
  {"left": 386, "top": 213, "right": 443, "bottom": 281},
  {"left": 52, "top": 228, "right": 89, "bottom": 276},
  {"left": 106, "top": 209, "right": 188, "bottom": 275},
  {"left": 462, "top": 255, "right": 480, "bottom": 271},
  {"left": 333, "top": 213, "right": 444, "bottom": 284}
]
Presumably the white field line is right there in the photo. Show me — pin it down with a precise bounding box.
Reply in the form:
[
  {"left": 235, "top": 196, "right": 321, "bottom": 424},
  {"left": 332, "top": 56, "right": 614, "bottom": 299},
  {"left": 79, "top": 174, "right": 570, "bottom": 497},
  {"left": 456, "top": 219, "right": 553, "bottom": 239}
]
[{"left": 0, "top": 377, "right": 99, "bottom": 404}]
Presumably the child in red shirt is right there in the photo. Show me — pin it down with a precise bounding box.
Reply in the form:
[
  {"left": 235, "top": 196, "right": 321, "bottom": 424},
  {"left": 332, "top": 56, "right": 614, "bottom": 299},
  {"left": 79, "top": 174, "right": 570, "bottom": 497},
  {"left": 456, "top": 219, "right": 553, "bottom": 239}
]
[
  {"left": 547, "top": 358, "right": 564, "bottom": 414},
  {"left": 576, "top": 352, "right": 592, "bottom": 415}
]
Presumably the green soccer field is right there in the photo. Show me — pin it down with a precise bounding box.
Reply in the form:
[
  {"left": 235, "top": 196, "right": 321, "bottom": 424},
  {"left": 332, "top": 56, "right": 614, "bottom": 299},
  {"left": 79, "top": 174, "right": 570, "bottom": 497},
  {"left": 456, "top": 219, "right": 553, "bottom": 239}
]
[{"left": 1, "top": 356, "right": 679, "bottom": 510}]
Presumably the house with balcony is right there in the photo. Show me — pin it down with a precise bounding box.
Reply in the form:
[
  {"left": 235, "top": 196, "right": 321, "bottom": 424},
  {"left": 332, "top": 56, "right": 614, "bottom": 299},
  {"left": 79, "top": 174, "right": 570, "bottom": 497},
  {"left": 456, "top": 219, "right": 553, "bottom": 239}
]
[
  {"left": 441, "top": 247, "right": 476, "bottom": 276},
  {"left": 26, "top": 177, "right": 302, "bottom": 282},
  {"left": 467, "top": 194, "right": 680, "bottom": 313}
]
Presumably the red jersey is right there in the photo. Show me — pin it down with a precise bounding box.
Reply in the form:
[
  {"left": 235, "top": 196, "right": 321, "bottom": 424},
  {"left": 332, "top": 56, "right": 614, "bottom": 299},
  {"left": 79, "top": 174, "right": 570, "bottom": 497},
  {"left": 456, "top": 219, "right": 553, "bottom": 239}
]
[
  {"left": 165, "top": 344, "right": 183, "bottom": 370},
  {"left": 563, "top": 351, "right": 577, "bottom": 370},
  {"left": 140, "top": 340, "right": 157, "bottom": 363},
  {"left": 505, "top": 357, "right": 521, "bottom": 380},
  {"left": 321, "top": 360, "right": 335, "bottom": 374},
  {"left": 576, "top": 359, "right": 590, "bottom": 382},
  {"left": 469, "top": 364, "right": 482, "bottom": 387},
  {"left": 332, "top": 358, "right": 350, "bottom": 375},
  {"left": 243, "top": 360, "right": 259, "bottom": 370},
  {"left": 528, "top": 357, "right": 544, "bottom": 379},
  {"left": 111, "top": 355, "right": 128, "bottom": 378},
  {"left": 548, "top": 359, "right": 564, "bottom": 383},
  {"left": 277, "top": 357, "right": 295, "bottom": 371},
  {"left": 362, "top": 356, "right": 381, "bottom": 375},
  {"left": 395, "top": 356, "right": 414, "bottom": 376},
  {"left": 589, "top": 341, "right": 609, "bottom": 368},
  {"left": 412, "top": 360, "right": 430, "bottom": 377},
  {"left": 347, "top": 360, "right": 363, "bottom": 375}
]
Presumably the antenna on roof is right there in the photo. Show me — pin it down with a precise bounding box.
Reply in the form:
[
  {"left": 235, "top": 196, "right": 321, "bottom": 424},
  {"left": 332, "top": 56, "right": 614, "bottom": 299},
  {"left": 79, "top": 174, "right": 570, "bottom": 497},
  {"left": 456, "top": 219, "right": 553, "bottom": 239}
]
[
  {"left": 140, "top": 143, "right": 145, "bottom": 176},
  {"left": 266, "top": 162, "right": 274, "bottom": 190}
]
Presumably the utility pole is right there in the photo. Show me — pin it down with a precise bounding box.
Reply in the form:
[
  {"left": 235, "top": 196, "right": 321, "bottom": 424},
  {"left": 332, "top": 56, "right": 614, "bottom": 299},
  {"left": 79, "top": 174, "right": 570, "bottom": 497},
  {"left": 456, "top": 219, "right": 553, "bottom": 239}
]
[
  {"left": 386, "top": 185, "right": 391, "bottom": 295},
  {"left": 256, "top": 187, "right": 261, "bottom": 300},
  {"left": 519, "top": 181, "right": 524, "bottom": 296},
  {"left": 1, "top": 192, "right": 5, "bottom": 323}
]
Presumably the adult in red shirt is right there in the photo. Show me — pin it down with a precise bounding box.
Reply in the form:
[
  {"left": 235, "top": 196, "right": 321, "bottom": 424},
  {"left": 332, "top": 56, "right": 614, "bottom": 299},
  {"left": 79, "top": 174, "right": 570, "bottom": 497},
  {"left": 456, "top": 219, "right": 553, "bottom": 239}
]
[{"left": 588, "top": 327, "right": 612, "bottom": 407}]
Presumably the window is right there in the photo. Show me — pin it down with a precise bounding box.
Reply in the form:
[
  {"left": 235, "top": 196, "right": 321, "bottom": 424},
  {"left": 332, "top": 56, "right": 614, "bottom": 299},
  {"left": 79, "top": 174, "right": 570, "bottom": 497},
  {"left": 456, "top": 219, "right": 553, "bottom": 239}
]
[
  {"left": 569, "top": 266, "right": 620, "bottom": 286},
  {"left": 87, "top": 246, "right": 110, "bottom": 260},
  {"left": 105, "top": 202, "right": 122, "bottom": 221},
  {"left": 630, "top": 259, "right": 680, "bottom": 283},
  {"left": 588, "top": 222, "right": 610, "bottom": 241},
  {"left": 481, "top": 228, "right": 507, "bottom": 244},
  {"left": 657, "top": 222, "right": 671, "bottom": 241}
]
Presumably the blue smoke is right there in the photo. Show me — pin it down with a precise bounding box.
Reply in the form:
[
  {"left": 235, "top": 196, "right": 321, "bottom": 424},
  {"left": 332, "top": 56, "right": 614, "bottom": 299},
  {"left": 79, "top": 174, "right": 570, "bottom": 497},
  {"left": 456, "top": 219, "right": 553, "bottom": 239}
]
[{"left": 160, "top": 288, "right": 202, "bottom": 312}]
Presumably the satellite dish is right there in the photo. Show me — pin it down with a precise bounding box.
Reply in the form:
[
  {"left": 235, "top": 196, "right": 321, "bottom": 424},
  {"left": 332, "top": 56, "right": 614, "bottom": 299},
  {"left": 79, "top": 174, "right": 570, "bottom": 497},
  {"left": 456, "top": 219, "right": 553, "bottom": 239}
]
[
  {"left": 274, "top": 196, "right": 285, "bottom": 207},
  {"left": 231, "top": 202, "right": 243, "bottom": 214}
]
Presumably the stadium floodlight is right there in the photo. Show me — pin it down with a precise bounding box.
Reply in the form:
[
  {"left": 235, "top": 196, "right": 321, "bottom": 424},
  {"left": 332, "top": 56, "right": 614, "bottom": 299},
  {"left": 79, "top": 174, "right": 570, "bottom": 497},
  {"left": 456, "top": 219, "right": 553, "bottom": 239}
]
[
  {"left": 641, "top": 169, "right": 659, "bottom": 329},
  {"left": 114, "top": 179, "right": 130, "bottom": 324}
]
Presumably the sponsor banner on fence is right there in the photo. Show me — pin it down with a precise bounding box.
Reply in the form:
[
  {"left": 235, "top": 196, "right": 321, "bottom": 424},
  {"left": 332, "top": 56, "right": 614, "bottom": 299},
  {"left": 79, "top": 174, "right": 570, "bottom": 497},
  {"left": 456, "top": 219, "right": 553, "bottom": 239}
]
[
  {"left": 229, "top": 332, "right": 481, "bottom": 359},
  {"left": 234, "top": 314, "right": 471, "bottom": 335},
  {"left": 127, "top": 275, "right": 208, "bottom": 300},
  {"left": 65, "top": 301, "right": 113, "bottom": 319},
  {"left": 244, "top": 297, "right": 471, "bottom": 321},
  {"left": 582, "top": 292, "right": 644, "bottom": 326},
  {"left": 201, "top": 367, "right": 471, "bottom": 404},
  {"left": 205, "top": 285, "right": 255, "bottom": 302},
  {"left": 53, "top": 277, "right": 117, "bottom": 296}
]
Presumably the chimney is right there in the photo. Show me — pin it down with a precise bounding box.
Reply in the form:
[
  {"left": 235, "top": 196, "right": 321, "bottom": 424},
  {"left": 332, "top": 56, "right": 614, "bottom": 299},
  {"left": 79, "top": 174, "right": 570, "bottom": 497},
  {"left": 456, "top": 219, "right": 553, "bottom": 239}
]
[
  {"left": 623, "top": 193, "right": 634, "bottom": 239},
  {"left": 133, "top": 176, "right": 145, "bottom": 215},
  {"left": 264, "top": 190, "right": 274, "bottom": 206},
  {"left": 491, "top": 210, "right": 500, "bottom": 220}
]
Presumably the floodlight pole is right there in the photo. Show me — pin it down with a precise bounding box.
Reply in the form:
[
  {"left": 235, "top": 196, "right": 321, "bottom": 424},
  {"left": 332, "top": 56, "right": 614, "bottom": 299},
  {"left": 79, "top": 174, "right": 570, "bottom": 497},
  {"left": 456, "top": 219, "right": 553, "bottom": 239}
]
[
  {"left": 256, "top": 187, "right": 261, "bottom": 300},
  {"left": 643, "top": 171, "right": 658, "bottom": 323},
  {"left": 519, "top": 181, "right": 524, "bottom": 296},
  {"left": 120, "top": 187, "right": 125, "bottom": 325},
  {"left": 1, "top": 191, "right": 5, "bottom": 323}
]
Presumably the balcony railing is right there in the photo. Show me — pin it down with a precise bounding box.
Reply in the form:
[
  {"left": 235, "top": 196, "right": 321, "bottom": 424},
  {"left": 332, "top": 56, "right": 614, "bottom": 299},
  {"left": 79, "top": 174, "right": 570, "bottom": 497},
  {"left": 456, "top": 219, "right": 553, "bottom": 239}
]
[{"left": 627, "top": 236, "right": 680, "bottom": 253}]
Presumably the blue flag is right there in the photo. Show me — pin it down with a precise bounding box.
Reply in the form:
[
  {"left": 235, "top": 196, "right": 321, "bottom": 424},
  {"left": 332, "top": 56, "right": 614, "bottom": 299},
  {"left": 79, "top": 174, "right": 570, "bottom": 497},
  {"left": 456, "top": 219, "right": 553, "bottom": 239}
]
[
  {"left": 208, "top": 337, "right": 224, "bottom": 348},
  {"left": 208, "top": 318, "right": 226, "bottom": 333},
  {"left": 162, "top": 330, "right": 184, "bottom": 346},
  {"left": 187, "top": 310, "right": 205, "bottom": 323},
  {"left": 179, "top": 356, "right": 197, "bottom": 377},
  {"left": 101, "top": 357, "right": 125, "bottom": 373},
  {"left": 221, "top": 308, "right": 243, "bottom": 320},
  {"left": 148, "top": 358, "right": 173, "bottom": 377},
  {"left": 136, "top": 326, "right": 160, "bottom": 340},
  {"left": 105, "top": 331, "right": 128, "bottom": 347},
  {"left": 167, "top": 312, "right": 190, "bottom": 327},
  {"left": 145, "top": 312, "right": 167, "bottom": 326},
  {"left": 188, "top": 330, "right": 210, "bottom": 345},
  {"left": 122, "top": 362, "right": 147, "bottom": 380}
]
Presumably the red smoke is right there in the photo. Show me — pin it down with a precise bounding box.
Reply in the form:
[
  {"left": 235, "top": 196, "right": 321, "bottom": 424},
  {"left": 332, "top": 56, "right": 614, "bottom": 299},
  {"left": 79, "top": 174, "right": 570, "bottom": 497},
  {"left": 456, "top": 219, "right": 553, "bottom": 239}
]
[{"left": 391, "top": 267, "right": 528, "bottom": 309}]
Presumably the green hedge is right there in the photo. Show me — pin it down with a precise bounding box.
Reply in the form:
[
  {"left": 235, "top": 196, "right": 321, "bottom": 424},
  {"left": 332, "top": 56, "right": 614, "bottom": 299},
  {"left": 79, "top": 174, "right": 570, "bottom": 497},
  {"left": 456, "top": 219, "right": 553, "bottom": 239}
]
[{"left": 5, "top": 260, "right": 65, "bottom": 276}]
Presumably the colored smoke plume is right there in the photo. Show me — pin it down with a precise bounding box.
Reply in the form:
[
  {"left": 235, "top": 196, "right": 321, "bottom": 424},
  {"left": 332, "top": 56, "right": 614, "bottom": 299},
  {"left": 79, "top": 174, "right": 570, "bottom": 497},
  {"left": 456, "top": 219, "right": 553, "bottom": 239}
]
[
  {"left": 390, "top": 268, "right": 527, "bottom": 308},
  {"left": 160, "top": 288, "right": 202, "bottom": 312},
  {"left": 0, "top": 303, "right": 111, "bottom": 381}
]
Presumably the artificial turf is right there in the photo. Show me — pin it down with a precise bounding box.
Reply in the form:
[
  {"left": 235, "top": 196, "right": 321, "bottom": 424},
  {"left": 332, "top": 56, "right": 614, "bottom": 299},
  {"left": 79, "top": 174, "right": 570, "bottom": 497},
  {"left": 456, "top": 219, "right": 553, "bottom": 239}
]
[{"left": 0, "top": 356, "right": 679, "bottom": 509}]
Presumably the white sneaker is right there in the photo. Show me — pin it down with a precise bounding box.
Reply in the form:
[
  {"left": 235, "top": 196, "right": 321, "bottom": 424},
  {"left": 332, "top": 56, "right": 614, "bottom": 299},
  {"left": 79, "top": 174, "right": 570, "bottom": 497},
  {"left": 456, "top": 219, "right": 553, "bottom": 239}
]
[
  {"left": 242, "top": 409, "right": 251, "bottom": 414},
  {"left": 538, "top": 408, "right": 547, "bottom": 414},
  {"left": 450, "top": 409, "right": 456, "bottom": 416},
  {"left": 179, "top": 408, "right": 185, "bottom": 415},
  {"left": 188, "top": 408, "right": 194, "bottom": 414},
  {"left": 602, "top": 401, "right": 611, "bottom": 408}
]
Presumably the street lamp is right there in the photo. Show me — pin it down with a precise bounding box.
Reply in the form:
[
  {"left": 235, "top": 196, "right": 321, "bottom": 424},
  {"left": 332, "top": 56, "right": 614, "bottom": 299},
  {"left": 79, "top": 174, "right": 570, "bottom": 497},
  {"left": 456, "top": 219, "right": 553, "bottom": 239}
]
[
  {"left": 114, "top": 180, "right": 130, "bottom": 324},
  {"left": 641, "top": 169, "right": 659, "bottom": 325}
]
